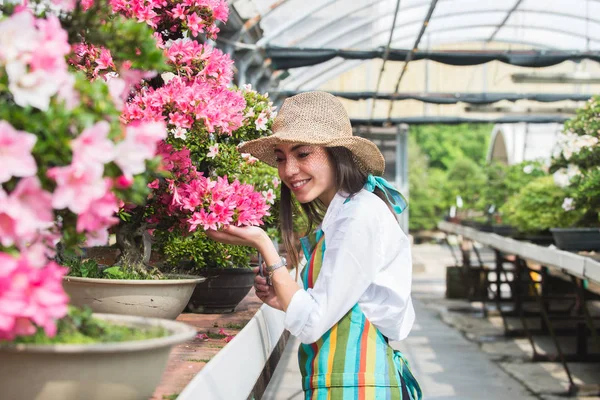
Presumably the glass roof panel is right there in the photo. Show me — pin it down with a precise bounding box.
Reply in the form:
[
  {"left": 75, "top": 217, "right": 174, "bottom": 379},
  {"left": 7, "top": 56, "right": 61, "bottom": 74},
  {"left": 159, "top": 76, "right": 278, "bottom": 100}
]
[{"left": 231, "top": 0, "right": 600, "bottom": 88}]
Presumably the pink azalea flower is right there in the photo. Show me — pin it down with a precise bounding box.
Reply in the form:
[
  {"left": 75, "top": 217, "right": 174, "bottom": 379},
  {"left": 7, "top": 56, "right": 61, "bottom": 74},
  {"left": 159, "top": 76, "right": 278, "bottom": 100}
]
[
  {"left": 47, "top": 161, "right": 106, "bottom": 214},
  {"left": 0, "top": 252, "right": 68, "bottom": 340},
  {"left": 272, "top": 177, "right": 280, "bottom": 188},
  {"left": 255, "top": 111, "right": 268, "bottom": 131},
  {"left": 114, "top": 121, "right": 167, "bottom": 178},
  {"left": 262, "top": 189, "right": 276, "bottom": 205},
  {"left": 76, "top": 180, "right": 119, "bottom": 234},
  {"left": 0, "top": 120, "right": 37, "bottom": 183},
  {"left": 71, "top": 121, "right": 115, "bottom": 166},
  {"left": 207, "top": 143, "right": 219, "bottom": 159},
  {"left": 172, "top": 127, "right": 188, "bottom": 140}
]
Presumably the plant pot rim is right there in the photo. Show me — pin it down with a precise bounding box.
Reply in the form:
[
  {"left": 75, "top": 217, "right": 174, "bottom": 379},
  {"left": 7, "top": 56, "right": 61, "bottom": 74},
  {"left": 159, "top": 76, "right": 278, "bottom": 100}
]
[
  {"left": 0, "top": 313, "right": 196, "bottom": 354},
  {"left": 550, "top": 227, "right": 600, "bottom": 232},
  {"left": 63, "top": 274, "right": 205, "bottom": 285}
]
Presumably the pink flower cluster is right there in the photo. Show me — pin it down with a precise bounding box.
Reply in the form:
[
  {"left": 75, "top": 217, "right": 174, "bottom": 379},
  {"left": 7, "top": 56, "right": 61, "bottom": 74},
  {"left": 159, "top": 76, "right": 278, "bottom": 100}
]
[
  {"left": 109, "top": 0, "right": 229, "bottom": 39},
  {"left": 47, "top": 120, "right": 166, "bottom": 246},
  {"left": 71, "top": 43, "right": 116, "bottom": 81},
  {"left": 147, "top": 144, "right": 270, "bottom": 232},
  {"left": 177, "top": 176, "right": 270, "bottom": 231},
  {"left": 122, "top": 75, "right": 246, "bottom": 136},
  {"left": 0, "top": 252, "right": 69, "bottom": 340},
  {"left": 0, "top": 11, "right": 74, "bottom": 111},
  {"left": 166, "top": 39, "right": 233, "bottom": 84}
]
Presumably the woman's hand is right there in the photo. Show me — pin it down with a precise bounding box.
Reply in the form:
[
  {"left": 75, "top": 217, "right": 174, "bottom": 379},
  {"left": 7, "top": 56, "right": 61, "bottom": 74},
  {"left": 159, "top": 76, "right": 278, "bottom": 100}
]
[
  {"left": 253, "top": 266, "right": 283, "bottom": 311},
  {"left": 205, "top": 225, "right": 270, "bottom": 250}
]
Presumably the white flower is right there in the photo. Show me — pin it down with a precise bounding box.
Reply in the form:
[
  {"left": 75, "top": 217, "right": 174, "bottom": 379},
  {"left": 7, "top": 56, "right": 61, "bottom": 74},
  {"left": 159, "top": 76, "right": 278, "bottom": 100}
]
[
  {"left": 161, "top": 72, "right": 176, "bottom": 84},
  {"left": 272, "top": 177, "right": 280, "bottom": 188},
  {"left": 242, "top": 83, "right": 253, "bottom": 92},
  {"left": 244, "top": 108, "right": 255, "bottom": 119},
  {"left": 173, "top": 127, "right": 187, "bottom": 140},
  {"left": 255, "top": 111, "right": 268, "bottom": 131},
  {"left": 6, "top": 61, "right": 60, "bottom": 111},
  {"left": 562, "top": 197, "right": 575, "bottom": 212},
  {"left": 207, "top": 143, "right": 219, "bottom": 159},
  {"left": 0, "top": 12, "right": 38, "bottom": 64},
  {"left": 553, "top": 169, "right": 570, "bottom": 188},
  {"left": 262, "top": 188, "right": 276, "bottom": 204},
  {"left": 523, "top": 165, "right": 534, "bottom": 174}
]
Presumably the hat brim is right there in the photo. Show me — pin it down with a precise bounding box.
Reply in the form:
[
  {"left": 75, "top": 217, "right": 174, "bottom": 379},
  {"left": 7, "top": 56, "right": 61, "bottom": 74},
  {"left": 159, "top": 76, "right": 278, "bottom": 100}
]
[{"left": 238, "top": 133, "right": 385, "bottom": 176}]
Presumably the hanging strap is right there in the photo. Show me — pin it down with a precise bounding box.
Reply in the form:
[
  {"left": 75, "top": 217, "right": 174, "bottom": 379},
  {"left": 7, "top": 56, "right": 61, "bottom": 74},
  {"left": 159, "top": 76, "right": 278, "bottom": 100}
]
[
  {"left": 364, "top": 174, "right": 408, "bottom": 215},
  {"left": 393, "top": 350, "right": 423, "bottom": 400}
]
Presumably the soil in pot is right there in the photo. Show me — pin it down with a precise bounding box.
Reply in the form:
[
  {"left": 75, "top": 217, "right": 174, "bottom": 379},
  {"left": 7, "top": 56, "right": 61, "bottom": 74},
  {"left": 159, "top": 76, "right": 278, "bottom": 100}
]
[{"left": 187, "top": 267, "right": 255, "bottom": 314}]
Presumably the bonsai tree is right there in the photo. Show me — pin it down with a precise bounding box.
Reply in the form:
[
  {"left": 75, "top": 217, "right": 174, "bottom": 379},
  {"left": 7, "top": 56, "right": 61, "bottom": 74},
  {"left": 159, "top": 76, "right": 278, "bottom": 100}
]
[
  {"left": 550, "top": 96, "right": 600, "bottom": 227},
  {"left": 479, "top": 160, "right": 547, "bottom": 224},
  {"left": 0, "top": 0, "right": 169, "bottom": 339},
  {"left": 67, "top": 0, "right": 275, "bottom": 274},
  {"left": 500, "top": 176, "right": 584, "bottom": 233},
  {"left": 443, "top": 158, "right": 486, "bottom": 220}
]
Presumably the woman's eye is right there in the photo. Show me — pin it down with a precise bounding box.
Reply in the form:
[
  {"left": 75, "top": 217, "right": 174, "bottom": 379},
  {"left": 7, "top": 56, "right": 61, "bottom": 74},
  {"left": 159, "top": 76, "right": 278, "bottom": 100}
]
[
  {"left": 298, "top": 152, "right": 310, "bottom": 159},
  {"left": 275, "top": 157, "right": 284, "bottom": 163}
]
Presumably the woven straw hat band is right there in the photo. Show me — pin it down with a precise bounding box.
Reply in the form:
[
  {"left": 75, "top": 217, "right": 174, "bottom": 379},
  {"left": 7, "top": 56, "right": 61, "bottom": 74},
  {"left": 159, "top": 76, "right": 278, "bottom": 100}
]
[{"left": 238, "top": 91, "right": 385, "bottom": 175}]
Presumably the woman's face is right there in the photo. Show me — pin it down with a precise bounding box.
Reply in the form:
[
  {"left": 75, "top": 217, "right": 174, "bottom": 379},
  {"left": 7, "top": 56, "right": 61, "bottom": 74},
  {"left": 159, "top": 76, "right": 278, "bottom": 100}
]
[{"left": 274, "top": 143, "right": 337, "bottom": 206}]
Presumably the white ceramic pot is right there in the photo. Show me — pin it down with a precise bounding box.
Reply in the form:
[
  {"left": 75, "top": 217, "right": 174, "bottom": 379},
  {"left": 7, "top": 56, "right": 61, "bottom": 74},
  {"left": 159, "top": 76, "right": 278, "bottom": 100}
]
[
  {"left": 63, "top": 275, "right": 205, "bottom": 319},
  {"left": 0, "top": 313, "right": 196, "bottom": 400}
]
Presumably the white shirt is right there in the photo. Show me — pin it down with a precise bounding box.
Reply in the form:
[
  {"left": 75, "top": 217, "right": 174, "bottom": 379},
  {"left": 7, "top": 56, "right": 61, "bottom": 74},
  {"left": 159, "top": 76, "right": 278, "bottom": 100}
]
[{"left": 284, "top": 189, "right": 415, "bottom": 344}]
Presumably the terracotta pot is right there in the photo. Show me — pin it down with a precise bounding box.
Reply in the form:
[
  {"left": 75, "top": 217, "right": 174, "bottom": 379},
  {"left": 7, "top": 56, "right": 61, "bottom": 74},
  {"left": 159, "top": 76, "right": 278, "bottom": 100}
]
[
  {"left": 187, "top": 267, "right": 255, "bottom": 314},
  {"left": 63, "top": 274, "right": 205, "bottom": 319},
  {"left": 0, "top": 313, "right": 196, "bottom": 400}
]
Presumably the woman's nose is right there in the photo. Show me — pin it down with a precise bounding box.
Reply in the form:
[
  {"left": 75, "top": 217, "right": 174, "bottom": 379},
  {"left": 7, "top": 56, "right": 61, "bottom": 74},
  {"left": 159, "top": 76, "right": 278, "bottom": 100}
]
[{"left": 283, "top": 157, "right": 300, "bottom": 177}]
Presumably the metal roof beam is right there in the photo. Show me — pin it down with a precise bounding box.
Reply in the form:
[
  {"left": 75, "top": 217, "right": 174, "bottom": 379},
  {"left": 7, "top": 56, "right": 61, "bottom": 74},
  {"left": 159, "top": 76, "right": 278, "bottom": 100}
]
[
  {"left": 488, "top": 0, "right": 524, "bottom": 43},
  {"left": 386, "top": 0, "right": 439, "bottom": 120}
]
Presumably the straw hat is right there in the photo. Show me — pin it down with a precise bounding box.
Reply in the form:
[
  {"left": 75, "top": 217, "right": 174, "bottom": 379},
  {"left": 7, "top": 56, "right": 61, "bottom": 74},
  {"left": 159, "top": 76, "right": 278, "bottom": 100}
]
[{"left": 238, "top": 91, "right": 385, "bottom": 175}]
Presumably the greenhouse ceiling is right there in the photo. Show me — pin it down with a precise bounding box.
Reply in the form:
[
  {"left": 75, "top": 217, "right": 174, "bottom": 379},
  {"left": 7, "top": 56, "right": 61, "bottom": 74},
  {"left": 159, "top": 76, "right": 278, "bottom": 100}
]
[{"left": 219, "top": 0, "right": 600, "bottom": 122}]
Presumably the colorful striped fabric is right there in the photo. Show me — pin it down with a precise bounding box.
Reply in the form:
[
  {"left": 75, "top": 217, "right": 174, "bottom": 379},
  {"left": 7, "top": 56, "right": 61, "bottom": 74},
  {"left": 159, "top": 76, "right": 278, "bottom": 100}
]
[{"left": 297, "top": 230, "right": 422, "bottom": 400}]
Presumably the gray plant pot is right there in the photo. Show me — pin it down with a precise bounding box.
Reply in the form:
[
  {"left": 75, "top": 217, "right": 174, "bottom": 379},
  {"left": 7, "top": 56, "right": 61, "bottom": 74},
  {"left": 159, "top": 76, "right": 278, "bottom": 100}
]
[
  {"left": 0, "top": 313, "right": 196, "bottom": 400},
  {"left": 63, "top": 275, "right": 205, "bottom": 319},
  {"left": 550, "top": 227, "right": 600, "bottom": 251},
  {"left": 187, "top": 267, "right": 255, "bottom": 314}
]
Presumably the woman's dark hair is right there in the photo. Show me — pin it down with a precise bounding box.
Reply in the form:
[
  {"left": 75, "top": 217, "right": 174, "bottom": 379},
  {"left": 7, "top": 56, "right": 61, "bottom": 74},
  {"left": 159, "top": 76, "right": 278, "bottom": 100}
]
[{"left": 279, "top": 146, "right": 392, "bottom": 277}]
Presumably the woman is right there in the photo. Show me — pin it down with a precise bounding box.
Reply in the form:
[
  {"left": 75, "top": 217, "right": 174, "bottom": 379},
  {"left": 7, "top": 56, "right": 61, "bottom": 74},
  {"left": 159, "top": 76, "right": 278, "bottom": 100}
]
[{"left": 207, "top": 91, "right": 421, "bottom": 399}]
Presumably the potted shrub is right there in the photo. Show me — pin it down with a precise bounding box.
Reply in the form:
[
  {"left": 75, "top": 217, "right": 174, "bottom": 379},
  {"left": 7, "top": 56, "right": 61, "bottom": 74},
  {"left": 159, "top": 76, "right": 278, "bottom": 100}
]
[
  {"left": 548, "top": 96, "right": 600, "bottom": 251},
  {"left": 500, "top": 176, "right": 585, "bottom": 242},
  {"left": 0, "top": 2, "right": 196, "bottom": 398},
  {"left": 155, "top": 141, "right": 281, "bottom": 313},
  {"left": 480, "top": 160, "right": 549, "bottom": 240},
  {"left": 59, "top": 0, "right": 274, "bottom": 318},
  {"left": 443, "top": 158, "right": 486, "bottom": 225}
]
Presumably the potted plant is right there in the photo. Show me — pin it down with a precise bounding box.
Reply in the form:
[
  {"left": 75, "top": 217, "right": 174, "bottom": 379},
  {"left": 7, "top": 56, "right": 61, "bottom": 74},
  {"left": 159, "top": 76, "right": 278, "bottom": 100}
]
[
  {"left": 59, "top": 0, "right": 274, "bottom": 318},
  {"left": 0, "top": 2, "right": 196, "bottom": 398},
  {"left": 443, "top": 158, "right": 486, "bottom": 225},
  {"left": 480, "top": 160, "right": 550, "bottom": 240},
  {"left": 154, "top": 124, "right": 280, "bottom": 313},
  {"left": 500, "top": 176, "right": 585, "bottom": 242},
  {"left": 548, "top": 96, "right": 600, "bottom": 251}
]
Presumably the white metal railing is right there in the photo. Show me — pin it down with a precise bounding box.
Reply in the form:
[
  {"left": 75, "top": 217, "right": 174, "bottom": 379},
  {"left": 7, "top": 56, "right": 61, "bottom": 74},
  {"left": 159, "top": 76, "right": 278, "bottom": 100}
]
[
  {"left": 177, "top": 303, "right": 286, "bottom": 400},
  {"left": 438, "top": 221, "right": 600, "bottom": 284}
]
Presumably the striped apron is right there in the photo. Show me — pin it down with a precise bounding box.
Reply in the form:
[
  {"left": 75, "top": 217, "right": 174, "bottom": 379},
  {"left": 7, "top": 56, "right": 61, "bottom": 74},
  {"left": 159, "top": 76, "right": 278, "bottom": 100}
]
[{"left": 298, "top": 229, "right": 422, "bottom": 400}]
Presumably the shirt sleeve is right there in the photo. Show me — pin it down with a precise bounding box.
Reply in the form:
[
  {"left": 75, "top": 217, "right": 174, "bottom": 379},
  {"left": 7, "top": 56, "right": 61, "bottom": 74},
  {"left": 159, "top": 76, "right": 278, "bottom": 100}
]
[{"left": 284, "top": 203, "right": 384, "bottom": 344}]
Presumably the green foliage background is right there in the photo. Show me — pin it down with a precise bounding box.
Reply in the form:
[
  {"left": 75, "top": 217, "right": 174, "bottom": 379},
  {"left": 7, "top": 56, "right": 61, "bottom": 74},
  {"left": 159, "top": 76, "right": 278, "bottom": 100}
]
[{"left": 408, "top": 123, "right": 492, "bottom": 230}]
